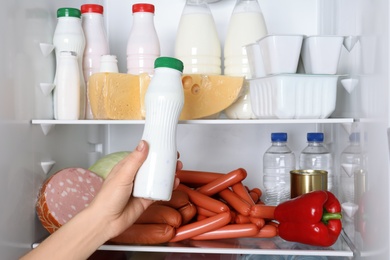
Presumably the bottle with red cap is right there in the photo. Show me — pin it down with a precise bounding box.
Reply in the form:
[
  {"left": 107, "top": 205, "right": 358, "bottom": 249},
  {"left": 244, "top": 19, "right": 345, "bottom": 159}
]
[
  {"left": 81, "top": 4, "right": 110, "bottom": 119},
  {"left": 126, "top": 3, "right": 160, "bottom": 75}
]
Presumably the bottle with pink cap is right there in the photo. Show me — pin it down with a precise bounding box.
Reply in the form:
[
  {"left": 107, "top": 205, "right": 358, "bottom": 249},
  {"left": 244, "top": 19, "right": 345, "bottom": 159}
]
[{"left": 126, "top": 3, "right": 160, "bottom": 75}]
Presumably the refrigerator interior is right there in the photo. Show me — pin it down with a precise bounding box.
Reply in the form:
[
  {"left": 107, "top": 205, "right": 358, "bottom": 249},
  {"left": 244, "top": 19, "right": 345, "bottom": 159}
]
[{"left": 0, "top": 0, "right": 389, "bottom": 259}]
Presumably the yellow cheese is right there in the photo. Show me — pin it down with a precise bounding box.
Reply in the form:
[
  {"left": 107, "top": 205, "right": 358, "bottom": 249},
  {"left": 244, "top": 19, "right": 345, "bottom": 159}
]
[{"left": 88, "top": 72, "right": 244, "bottom": 120}]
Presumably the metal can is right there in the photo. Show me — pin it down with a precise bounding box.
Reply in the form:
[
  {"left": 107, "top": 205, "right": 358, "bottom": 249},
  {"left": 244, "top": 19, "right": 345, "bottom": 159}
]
[{"left": 290, "top": 169, "right": 328, "bottom": 198}]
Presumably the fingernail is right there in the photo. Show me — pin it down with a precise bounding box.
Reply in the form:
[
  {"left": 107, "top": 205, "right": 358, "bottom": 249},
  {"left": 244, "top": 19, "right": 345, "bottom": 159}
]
[{"left": 136, "top": 140, "right": 145, "bottom": 151}]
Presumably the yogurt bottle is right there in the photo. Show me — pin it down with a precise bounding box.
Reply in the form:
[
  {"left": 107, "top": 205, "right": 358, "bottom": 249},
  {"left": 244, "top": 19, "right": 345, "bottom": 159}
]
[
  {"left": 175, "top": 0, "right": 221, "bottom": 74},
  {"left": 133, "top": 57, "right": 184, "bottom": 201},
  {"left": 53, "top": 7, "right": 86, "bottom": 119},
  {"left": 224, "top": 0, "right": 268, "bottom": 119}
]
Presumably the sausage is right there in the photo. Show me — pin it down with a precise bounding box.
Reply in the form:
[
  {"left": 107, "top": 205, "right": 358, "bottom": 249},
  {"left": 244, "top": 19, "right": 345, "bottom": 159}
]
[
  {"left": 196, "top": 168, "right": 247, "bottom": 196},
  {"left": 191, "top": 224, "right": 259, "bottom": 240},
  {"left": 110, "top": 224, "right": 175, "bottom": 245},
  {"left": 234, "top": 214, "right": 251, "bottom": 224},
  {"left": 251, "top": 224, "right": 278, "bottom": 238},
  {"left": 249, "top": 191, "right": 260, "bottom": 204},
  {"left": 218, "top": 189, "right": 251, "bottom": 216},
  {"left": 169, "top": 211, "right": 231, "bottom": 242},
  {"left": 36, "top": 168, "right": 104, "bottom": 233},
  {"left": 176, "top": 170, "right": 223, "bottom": 187},
  {"left": 176, "top": 184, "right": 229, "bottom": 214},
  {"left": 154, "top": 190, "right": 190, "bottom": 209},
  {"left": 178, "top": 202, "right": 197, "bottom": 224},
  {"left": 196, "top": 206, "right": 217, "bottom": 217},
  {"left": 232, "top": 182, "right": 255, "bottom": 205},
  {"left": 135, "top": 204, "right": 182, "bottom": 228},
  {"left": 249, "top": 217, "right": 265, "bottom": 229},
  {"left": 249, "top": 204, "right": 276, "bottom": 219}
]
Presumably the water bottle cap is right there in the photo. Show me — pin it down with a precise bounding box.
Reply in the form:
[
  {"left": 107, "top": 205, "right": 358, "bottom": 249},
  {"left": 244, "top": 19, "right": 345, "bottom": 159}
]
[
  {"left": 57, "top": 8, "right": 81, "bottom": 18},
  {"left": 81, "top": 4, "right": 104, "bottom": 14},
  {"left": 154, "top": 57, "right": 184, "bottom": 72},
  {"left": 271, "top": 132, "right": 287, "bottom": 142},
  {"left": 349, "top": 132, "right": 360, "bottom": 142},
  {"left": 132, "top": 3, "right": 155, "bottom": 13},
  {"left": 307, "top": 132, "right": 324, "bottom": 142}
]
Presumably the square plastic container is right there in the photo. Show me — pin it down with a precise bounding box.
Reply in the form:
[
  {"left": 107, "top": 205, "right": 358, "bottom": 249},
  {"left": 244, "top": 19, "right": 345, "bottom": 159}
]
[
  {"left": 257, "top": 34, "right": 304, "bottom": 75},
  {"left": 249, "top": 74, "right": 339, "bottom": 119},
  {"left": 245, "top": 42, "right": 266, "bottom": 79},
  {"left": 301, "top": 35, "right": 344, "bottom": 74}
]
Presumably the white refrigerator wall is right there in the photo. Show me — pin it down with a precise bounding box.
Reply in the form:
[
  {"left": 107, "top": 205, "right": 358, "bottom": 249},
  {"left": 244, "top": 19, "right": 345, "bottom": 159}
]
[{"left": 0, "top": 0, "right": 388, "bottom": 259}]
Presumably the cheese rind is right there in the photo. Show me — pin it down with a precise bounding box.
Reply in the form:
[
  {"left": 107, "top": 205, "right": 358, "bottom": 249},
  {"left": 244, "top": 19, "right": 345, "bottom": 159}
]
[{"left": 88, "top": 73, "right": 244, "bottom": 120}]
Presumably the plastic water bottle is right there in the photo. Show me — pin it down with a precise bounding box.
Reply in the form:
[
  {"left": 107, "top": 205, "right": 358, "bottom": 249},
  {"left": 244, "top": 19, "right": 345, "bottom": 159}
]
[
  {"left": 133, "top": 57, "right": 184, "bottom": 201},
  {"left": 53, "top": 7, "right": 86, "bottom": 119},
  {"left": 175, "top": 0, "right": 221, "bottom": 74},
  {"left": 126, "top": 3, "right": 160, "bottom": 75},
  {"left": 299, "top": 132, "right": 334, "bottom": 192},
  {"left": 340, "top": 132, "right": 366, "bottom": 204},
  {"left": 223, "top": 0, "right": 268, "bottom": 119},
  {"left": 263, "top": 133, "right": 296, "bottom": 206},
  {"left": 54, "top": 51, "right": 80, "bottom": 120},
  {"left": 81, "top": 4, "right": 109, "bottom": 119}
]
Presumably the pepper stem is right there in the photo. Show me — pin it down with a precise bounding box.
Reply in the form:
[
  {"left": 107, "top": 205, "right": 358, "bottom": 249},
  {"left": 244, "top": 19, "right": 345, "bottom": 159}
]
[{"left": 322, "top": 212, "right": 342, "bottom": 224}]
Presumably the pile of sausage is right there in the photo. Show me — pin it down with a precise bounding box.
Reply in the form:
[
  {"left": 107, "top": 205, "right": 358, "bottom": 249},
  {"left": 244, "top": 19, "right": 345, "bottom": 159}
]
[{"left": 36, "top": 167, "right": 278, "bottom": 245}]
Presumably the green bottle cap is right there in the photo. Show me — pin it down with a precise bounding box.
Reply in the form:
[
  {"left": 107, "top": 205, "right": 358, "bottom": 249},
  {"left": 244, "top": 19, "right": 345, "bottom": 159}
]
[
  {"left": 57, "top": 8, "right": 81, "bottom": 18},
  {"left": 154, "top": 57, "right": 184, "bottom": 72}
]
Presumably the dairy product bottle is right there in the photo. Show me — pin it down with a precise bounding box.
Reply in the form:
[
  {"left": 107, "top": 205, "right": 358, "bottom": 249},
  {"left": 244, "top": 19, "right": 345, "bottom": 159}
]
[
  {"left": 81, "top": 4, "right": 109, "bottom": 119},
  {"left": 99, "top": 55, "right": 119, "bottom": 73},
  {"left": 53, "top": 7, "right": 86, "bottom": 119},
  {"left": 224, "top": 0, "right": 268, "bottom": 119},
  {"left": 175, "top": 0, "right": 221, "bottom": 74},
  {"left": 133, "top": 57, "right": 184, "bottom": 201},
  {"left": 263, "top": 133, "right": 296, "bottom": 206},
  {"left": 127, "top": 3, "right": 160, "bottom": 75},
  {"left": 54, "top": 51, "right": 80, "bottom": 120}
]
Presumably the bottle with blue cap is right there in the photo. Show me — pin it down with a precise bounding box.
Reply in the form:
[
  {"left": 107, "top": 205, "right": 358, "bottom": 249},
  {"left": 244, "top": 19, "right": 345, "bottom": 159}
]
[
  {"left": 133, "top": 57, "right": 184, "bottom": 201},
  {"left": 299, "top": 132, "right": 334, "bottom": 192},
  {"left": 263, "top": 132, "right": 296, "bottom": 206}
]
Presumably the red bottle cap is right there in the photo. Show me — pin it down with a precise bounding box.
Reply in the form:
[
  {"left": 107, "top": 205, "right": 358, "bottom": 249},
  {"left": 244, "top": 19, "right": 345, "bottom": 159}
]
[
  {"left": 132, "top": 3, "right": 155, "bottom": 13},
  {"left": 81, "top": 4, "right": 104, "bottom": 14}
]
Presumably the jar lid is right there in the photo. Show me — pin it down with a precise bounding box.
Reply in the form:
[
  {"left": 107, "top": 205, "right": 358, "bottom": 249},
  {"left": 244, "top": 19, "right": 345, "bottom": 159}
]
[
  {"left": 307, "top": 132, "right": 324, "bottom": 142},
  {"left": 57, "top": 8, "right": 81, "bottom": 18},
  {"left": 132, "top": 3, "right": 155, "bottom": 13},
  {"left": 271, "top": 132, "right": 287, "bottom": 142},
  {"left": 81, "top": 4, "right": 104, "bottom": 14},
  {"left": 154, "top": 57, "right": 184, "bottom": 72}
]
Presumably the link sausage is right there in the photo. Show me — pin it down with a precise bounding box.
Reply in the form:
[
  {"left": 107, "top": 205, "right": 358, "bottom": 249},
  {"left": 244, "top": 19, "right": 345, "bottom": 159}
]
[
  {"left": 218, "top": 189, "right": 251, "bottom": 216},
  {"left": 178, "top": 202, "right": 197, "bottom": 224},
  {"left": 232, "top": 182, "right": 255, "bottom": 205},
  {"left": 110, "top": 224, "right": 175, "bottom": 245},
  {"left": 251, "top": 224, "right": 278, "bottom": 238},
  {"left": 176, "top": 170, "right": 223, "bottom": 186},
  {"left": 135, "top": 204, "right": 182, "bottom": 228},
  {"left": 191, "top": 224, "right": 259, "bottom": 240},
  {"left": 249, "top": 204, "right": 276, "bottom": 219}
]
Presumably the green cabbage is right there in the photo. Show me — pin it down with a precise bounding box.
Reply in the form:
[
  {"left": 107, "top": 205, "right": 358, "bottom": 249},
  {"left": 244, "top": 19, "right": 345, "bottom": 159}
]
[{"left": 89, "top": 151, "right": 130, "bottom": 179}]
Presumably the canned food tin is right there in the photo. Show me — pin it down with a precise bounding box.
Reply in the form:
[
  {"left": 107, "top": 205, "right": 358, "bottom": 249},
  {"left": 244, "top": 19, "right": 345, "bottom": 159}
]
[{"left": 290, "top": 170, "right": 328, "bottom": 198}]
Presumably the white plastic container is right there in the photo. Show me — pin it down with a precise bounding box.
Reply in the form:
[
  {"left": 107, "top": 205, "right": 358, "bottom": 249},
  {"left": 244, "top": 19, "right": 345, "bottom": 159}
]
[
  {"left": 301, "top": 35, "right": 344, "bottom": 74},
  {"left": 175, "top": 0, "right": 221, "bottom": 74},
  {"left": 53, "top": 7, "right": 86, "bottom": 119},
  {"left": 127, "top": 3, "right": 160, "bottom": 75},
  {"left": 81, "top": 4, "right": 109, "bottom": 119},
  {"left": 133, "top": 57, "right": 184, "bottom": 201},
  {"left": 257, "top": 34, "right": 304, "bottom": 75},
  {"left": 223, "top": 0, "right": 268, "bottom": 119},
  {"left": 245, "top": 43, "right": 266, "bottom": 79},
  {"left": 249, "top": 74, "right": 338, "bottom": 119},
  {"left": 54, "top": 51, "right": 80, "bottom": 120},
  {"left": 99, "top": 55, "right": 119, "bottom": 73}
]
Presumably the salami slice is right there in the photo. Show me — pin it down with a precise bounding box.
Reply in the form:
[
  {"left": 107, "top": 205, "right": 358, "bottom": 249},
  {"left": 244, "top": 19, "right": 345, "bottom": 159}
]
[{"left": 36, "top": 168, "right": 104, "bottom": 233}]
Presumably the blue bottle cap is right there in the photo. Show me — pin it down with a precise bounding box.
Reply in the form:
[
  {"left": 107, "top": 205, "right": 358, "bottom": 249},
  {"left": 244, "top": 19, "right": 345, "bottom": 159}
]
[
  {"left": 271, "top": 132, "right": 287, "bottom": 142},
  {"left": 307, "top": 132, "right": 324, "bottom": 142}
]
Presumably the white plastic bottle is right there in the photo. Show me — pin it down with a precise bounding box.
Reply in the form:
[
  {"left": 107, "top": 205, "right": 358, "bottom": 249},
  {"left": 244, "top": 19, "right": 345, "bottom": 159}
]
[
  {"left": 127, "top": 3, "right": 160, "bottom": 75},
  {"left": 340, "top": 132, "right": 366, "bottom": 204},
  {"left": 133, "top": 57, "right": 184, "bottom": 201},
  {"left": 224, "top": 0, "right": 268, "bottom": 119},
  {"left": 263, "top": 133, "right": 296, "bottom": 206},
  {"left": 81, "top": 4, "right": 110, "bottom": 119},
  {"left": 175, "top": 0, "right": 221, "bottom": 74},
  {"left": 54, "top": 51, "right": 80, "bottom": 120},
  {"left": 53, "top": 7, "right": 86, "bottom": 119},
  {"left": 299, "top": 132, "right": 334, "bottom": 192},
  {"left": 99, "top": 55, "right": 119, "bottom": 73}
]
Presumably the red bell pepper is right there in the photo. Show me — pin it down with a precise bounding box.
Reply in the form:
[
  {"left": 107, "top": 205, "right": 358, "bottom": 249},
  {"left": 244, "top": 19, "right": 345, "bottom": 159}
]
[{"left": 274, "top": 190, "right": 342, "bottom": 247}]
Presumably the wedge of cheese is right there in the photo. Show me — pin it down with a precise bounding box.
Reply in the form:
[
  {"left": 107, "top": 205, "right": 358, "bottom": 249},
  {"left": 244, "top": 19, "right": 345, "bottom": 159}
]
[{"left": 88, "top": 72, "right": 244, "bottom": 120}]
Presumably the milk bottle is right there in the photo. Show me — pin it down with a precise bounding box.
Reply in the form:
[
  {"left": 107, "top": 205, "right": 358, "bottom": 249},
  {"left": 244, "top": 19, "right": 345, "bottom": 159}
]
[
  {"left": 224, "top": 0, "right": 268, "bottom": 119},
  {"left": 175, "top": 0, "right": 221, "bottom": 74}
]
